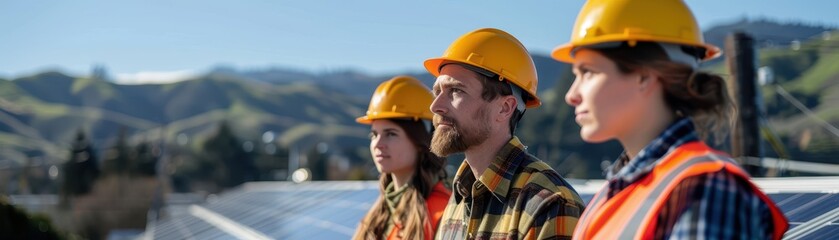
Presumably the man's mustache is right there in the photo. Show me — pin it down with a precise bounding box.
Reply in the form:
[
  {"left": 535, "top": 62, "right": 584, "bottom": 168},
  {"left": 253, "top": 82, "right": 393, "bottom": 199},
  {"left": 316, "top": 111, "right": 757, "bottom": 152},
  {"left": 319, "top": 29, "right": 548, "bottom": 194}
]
[{"left": 433, "top": 114, "right": 458, "bottom": 128}]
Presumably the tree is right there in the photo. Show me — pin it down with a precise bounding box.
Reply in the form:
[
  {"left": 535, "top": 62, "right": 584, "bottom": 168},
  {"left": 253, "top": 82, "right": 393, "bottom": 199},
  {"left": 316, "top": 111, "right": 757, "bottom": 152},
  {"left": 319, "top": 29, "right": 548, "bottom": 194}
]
[
  {"left": 201, "top": 121, "right": 257, "bottom": 188},
  {"left": 102, "top": 127, "right": 131, "bottom": 175},
  {"left": 60, "top": 129, "right": 100, "bottom": 205},
  {"left": 0, "top": 197, "right": 64, "bottom": 239},
  {"left": 131, "top": 142, "right": 158, "bottom": 177}
]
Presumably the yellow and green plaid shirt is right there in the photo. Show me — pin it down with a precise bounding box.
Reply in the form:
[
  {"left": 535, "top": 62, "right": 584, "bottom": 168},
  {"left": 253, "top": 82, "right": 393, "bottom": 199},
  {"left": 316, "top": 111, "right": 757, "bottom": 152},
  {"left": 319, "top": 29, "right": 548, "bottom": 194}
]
[{"left": 435, "top": 137, "right": 584, "bottom": 240}]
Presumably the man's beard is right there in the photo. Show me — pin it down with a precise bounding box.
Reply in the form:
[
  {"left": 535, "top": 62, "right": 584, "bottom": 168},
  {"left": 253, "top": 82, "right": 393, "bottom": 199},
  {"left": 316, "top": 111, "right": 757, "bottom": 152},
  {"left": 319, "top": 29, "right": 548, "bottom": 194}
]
[{"left": 430, "top": 106, "right": 491, "bottom": 157}]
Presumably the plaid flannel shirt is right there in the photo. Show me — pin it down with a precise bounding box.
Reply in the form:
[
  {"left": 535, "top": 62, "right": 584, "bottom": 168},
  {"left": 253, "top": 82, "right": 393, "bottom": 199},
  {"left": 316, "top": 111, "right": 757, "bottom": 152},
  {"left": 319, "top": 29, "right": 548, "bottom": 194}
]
[{"left": 435, "top": 136, "right": 584, "bottom": 240}]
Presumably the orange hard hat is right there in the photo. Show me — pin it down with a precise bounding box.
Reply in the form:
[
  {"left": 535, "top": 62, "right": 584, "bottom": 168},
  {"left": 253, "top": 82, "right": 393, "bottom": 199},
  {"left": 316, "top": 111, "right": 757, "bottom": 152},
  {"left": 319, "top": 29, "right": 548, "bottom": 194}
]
[
  {"left": 356, "top": 76, "right": 434, "bottom": 124},
  {"left": 425, "top": 28, "right": 541, "bottom": 108},
  {"left": 552, "top": 0, "right": 721, "bottom": 63}
]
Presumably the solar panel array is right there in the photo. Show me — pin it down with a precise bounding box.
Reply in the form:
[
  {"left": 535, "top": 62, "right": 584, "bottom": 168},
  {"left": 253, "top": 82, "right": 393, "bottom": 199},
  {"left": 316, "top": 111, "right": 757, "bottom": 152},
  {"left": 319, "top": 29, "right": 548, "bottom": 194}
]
[
  {"left": 144, "top": 177, "right": 839, "bottom": 239},
  {"left": 149, "top": 181, "right": 380, "bottom": 239}
]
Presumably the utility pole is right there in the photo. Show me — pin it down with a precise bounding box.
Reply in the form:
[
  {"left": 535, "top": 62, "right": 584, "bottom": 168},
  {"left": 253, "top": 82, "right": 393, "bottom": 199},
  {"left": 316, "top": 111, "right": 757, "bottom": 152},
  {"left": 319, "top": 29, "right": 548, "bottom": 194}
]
[{"left": 726, "top": 32, "right": 763, "bottom": 176}]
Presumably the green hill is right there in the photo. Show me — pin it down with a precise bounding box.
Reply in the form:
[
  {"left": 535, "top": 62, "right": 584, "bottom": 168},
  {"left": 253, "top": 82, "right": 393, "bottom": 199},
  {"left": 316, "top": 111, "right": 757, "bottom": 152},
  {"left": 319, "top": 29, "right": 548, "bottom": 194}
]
[{"left": 0, "top": 73, "right": 370, "bottom": 167}]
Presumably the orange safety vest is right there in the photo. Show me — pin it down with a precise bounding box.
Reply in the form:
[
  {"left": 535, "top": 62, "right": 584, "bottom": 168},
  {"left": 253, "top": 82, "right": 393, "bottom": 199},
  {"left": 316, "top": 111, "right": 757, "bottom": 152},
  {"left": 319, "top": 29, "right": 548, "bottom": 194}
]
[
  {"left": 573, "top": 142, "right": 788, "bottom": 240},
  {"left": 386, "top": 181, "right": 452, "bottom": 240}
]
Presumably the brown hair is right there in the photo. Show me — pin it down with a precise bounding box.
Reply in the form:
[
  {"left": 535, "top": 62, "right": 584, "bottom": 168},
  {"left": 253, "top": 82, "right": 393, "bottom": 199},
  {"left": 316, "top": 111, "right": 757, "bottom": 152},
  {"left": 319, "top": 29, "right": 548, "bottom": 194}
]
[
  {"left": 589, "top": 42, "right": 736, "bottom": 141},
  {"left": 474, "top": 74, "right": 529, "bottom": 134},
  {"left": 353, "top": 118, "right": 447, "bottom": 240}
]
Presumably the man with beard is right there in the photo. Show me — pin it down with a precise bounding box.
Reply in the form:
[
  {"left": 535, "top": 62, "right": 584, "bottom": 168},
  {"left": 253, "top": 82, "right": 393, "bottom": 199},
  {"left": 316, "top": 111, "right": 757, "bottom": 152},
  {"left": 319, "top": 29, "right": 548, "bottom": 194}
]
[{"left": 425, "top": 28, "right": 584, "bottom": 240}]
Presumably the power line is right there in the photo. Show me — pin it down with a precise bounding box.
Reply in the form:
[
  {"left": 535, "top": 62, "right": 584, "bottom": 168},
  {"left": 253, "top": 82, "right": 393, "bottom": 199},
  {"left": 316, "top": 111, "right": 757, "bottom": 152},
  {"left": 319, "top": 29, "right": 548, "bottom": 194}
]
[{"left": 774, "top": 84, "right": 839, "bottom": 139}]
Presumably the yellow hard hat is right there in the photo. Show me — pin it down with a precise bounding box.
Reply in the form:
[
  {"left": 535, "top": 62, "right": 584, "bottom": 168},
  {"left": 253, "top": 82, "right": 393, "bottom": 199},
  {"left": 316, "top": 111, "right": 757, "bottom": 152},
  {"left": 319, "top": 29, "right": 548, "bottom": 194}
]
[
  {"left": 425, "top": 28, "right": 541, "bottom": 108},
  {"left": 552, "top": 0, "right": 721, "bottom": 63},
  {"left": 356, "top": 76, "right": 434, "bottom": 124}
]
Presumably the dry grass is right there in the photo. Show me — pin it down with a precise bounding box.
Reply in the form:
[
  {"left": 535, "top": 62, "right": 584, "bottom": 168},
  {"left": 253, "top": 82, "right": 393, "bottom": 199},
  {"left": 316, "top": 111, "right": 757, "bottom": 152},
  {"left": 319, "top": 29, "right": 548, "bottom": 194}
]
[{"left": 67, "top": 175, "right": 160, "bottom": 239}]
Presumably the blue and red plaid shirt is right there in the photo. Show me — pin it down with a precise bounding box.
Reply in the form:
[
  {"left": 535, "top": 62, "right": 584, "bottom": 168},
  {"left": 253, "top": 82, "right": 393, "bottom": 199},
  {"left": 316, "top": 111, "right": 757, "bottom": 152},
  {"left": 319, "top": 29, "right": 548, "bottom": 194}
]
[{"left": 605, "top": 117, "right": 777, "bottom": 239}]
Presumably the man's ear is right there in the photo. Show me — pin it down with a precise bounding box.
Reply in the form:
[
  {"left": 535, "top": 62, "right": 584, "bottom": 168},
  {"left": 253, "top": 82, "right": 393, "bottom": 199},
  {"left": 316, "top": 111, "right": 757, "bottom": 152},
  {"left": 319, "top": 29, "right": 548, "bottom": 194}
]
[{"left": 496, "top": 95, "right": 517, "bottom": 123}]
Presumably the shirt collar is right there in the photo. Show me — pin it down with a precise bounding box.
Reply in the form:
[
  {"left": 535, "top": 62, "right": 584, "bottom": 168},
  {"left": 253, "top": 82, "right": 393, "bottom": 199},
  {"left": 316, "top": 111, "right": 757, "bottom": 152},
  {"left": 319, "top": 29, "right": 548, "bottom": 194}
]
[
  {"left": 607, "top": 117, "right": 699, "bottom": 183},
  {"left": 452, "top": 136, "right": 528, "bottom": 202}
]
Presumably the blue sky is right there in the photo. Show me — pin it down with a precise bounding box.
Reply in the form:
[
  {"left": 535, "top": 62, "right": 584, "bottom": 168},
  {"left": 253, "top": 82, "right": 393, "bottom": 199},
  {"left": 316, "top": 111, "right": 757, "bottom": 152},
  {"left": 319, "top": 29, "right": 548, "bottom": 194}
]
[{"left": 1, "top": 0, "right": 837, "bottom": 83}]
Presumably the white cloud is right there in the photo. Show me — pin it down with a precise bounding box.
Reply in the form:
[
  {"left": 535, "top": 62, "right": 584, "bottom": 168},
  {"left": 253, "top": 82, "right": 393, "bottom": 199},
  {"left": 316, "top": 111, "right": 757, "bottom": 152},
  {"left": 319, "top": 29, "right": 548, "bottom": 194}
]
[{"left": 114, "top": 70, "right": 199, "bottom": 85}]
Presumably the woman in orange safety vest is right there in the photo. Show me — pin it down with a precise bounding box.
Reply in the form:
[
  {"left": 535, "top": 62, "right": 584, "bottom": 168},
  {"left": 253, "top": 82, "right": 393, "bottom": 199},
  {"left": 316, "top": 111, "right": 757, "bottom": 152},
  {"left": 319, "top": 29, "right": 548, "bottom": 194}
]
[
  {"left": 352, "top": 76, "right": 451, "bottom": 240},
  {"left": 552, "top": 0, "right": 789, "bottom": 239}
]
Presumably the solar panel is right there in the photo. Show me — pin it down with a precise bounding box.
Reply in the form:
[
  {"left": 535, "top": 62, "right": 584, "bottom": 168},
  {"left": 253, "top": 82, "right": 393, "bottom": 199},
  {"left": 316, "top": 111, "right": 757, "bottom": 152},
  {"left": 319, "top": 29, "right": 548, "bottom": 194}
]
[
  {"left": 146, "top": 178, "right": 839, "bottom": 239},
  {"left": 787, "top": 194, "right": 839, "bottom": 223},
  {"left": 152, "top": 214, "right": 224, "bottom": 239},
  {"left": 768, "top": 192, "right": 798, "bottom": 204},
  {"left": 782, "top": 199, "right": 839, "bottom": 240},
  {"left": 805, "top": 226, "right": 839, "bottom": 239}
]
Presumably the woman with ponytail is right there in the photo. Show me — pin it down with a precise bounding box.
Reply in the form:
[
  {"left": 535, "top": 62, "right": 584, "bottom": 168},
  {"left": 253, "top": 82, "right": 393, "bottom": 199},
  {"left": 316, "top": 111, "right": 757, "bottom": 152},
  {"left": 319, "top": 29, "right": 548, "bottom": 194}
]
[
  {"left": 352, "top": 76, "right": 450, "bottom": 240},
  {"left": 551, "top": 0, "right": 788, "bottom": 239}
]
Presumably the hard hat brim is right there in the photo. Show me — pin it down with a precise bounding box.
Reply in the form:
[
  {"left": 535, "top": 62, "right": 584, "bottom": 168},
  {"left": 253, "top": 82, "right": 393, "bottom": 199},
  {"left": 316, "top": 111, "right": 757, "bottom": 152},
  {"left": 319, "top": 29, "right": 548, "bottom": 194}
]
[
  {"left": 551, "top": 39, "right": 721, "bottom": 63},
  {"left": 356, "top": 112, "right": 429, "bottom": 125},
  {"left": 355, "top": 116, "right": 373, "bottom": 124},
  {"left": 424, "top": 58, "right": 542, "bottom": 108},
  {"left": 551, "top": 44, "right": 576, "bottom": 63},
  {"left": 423, "top": 57, "right": 450, "bottom": 78}
]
